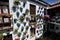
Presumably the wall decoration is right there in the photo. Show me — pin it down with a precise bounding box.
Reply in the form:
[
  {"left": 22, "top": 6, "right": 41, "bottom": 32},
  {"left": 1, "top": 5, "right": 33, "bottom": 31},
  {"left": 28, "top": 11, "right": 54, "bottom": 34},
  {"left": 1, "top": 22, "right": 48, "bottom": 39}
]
[
  {"left": 24, "top": 22, "right": 26, "bottom": 26},
  {"left": 19, "top": 16, "right": 24, "bottom": 22},
  {"left": 20, "top": 7, "right": 23, "bottom": 12},
  {"left": 23, "top": 2, "right": 26, "bottom": 8},
  {"left": 37, "top": 10, "right": 39, "bottom": 13},
  {"left": 14, "top": 19, "right": 17, "bottom": 23},
  {"left": 12, "top": 6, "right": 16, "bottom": 12},
  {"left": 21, "top": 27, "right": 24, "bottom": 32},
  {"left": 17, "top": 23, "right": 20, "bottom": 28},
  {"left": 18, "top": 32, "right": 21, "bottom": 37},
  {"left": 16, "top": 12, "right": 20, "bottom": 17},
  {"left": 25, "top": 9, "right": 29, "bottom": 15},
  {"left": 22, "top": 35, "right": 25, "bottom": 40},
  {"left": 14, "top": 0, "right": 20, "bottom": 6}
]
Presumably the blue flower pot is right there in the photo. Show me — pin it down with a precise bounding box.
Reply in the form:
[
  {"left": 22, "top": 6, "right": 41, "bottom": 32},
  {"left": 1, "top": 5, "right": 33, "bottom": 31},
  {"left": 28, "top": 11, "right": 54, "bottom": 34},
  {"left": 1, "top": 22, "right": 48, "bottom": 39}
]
[
  {"left": 23, "top": 2, "right": 26, "bottom": 8},
  {"left": 20, "top": 8, "right": 23, "bottom": 12},
  {"left": 16, "top": 12, "right": 20, "bottom": 17},
  {"left": 12, "top": 7, "right": 16, "bottom": 12},
  {"left": 17, "top": 23, "right": 20, "bottom": 28},
  {"left": 14, "top": 19, "right": 17, "bottom": 23},
  {"left": 24, "top": 23, "right": 26, "bottom": 26}
]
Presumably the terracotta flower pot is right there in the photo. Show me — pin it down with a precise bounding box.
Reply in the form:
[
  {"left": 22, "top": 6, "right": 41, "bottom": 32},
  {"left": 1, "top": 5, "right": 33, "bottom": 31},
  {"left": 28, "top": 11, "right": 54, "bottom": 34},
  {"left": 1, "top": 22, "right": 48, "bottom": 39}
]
[{"left": 15, "top": 37, "right": 20, "bottom": 40}]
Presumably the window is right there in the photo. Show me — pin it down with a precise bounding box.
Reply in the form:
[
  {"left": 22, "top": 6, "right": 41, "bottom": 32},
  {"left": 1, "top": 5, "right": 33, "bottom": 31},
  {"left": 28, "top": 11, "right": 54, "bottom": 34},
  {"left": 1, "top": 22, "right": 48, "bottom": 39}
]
[
  {"left": 4, "top": 18, "right": 9, "bottom": 23},
  {"left": 30, "top": 4, "right": 36, "bottom": 14},
  {"left": 2, "top": 6, "right": 8, "bottom": 13}
]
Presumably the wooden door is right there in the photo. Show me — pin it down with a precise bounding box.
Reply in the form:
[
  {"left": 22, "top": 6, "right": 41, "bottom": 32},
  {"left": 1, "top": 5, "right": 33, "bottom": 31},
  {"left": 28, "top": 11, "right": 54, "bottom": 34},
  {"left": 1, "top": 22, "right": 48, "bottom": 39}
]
[{"left": 30, "top": 4, "right": 36, "bottom": 15}]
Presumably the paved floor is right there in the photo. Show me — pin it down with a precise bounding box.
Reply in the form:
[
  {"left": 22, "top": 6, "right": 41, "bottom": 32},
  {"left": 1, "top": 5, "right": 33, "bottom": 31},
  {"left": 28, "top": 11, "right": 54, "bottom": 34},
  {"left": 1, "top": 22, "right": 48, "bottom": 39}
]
[{"left": 43, "top": 32, "right": 60, "bottom": 40}]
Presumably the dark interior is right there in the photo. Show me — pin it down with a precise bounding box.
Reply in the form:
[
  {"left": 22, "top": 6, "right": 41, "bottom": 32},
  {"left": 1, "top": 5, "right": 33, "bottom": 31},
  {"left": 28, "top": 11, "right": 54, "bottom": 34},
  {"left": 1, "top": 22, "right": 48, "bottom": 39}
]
[{"left": 0, "top": 0, "right": 9, "bottom": 2}]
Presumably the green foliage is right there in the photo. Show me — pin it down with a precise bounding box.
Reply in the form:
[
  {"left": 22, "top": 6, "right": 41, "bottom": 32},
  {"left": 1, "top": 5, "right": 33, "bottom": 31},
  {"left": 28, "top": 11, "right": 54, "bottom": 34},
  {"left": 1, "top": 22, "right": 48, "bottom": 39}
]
[
  {"left": 18, "top": 32, "right": 21, "bottom": 37},
  {"left": 14, "top": 0, "right": 21, "bottom": 5},
  {"left": 0, "top": 33, "right": 3, "bottom": 38},
  {"left": 31, "top": 14, "right": 36, "bottom": 18},
  {"left": 22, "top": 36, "right": 25, "bottom": 40},
  {"left": 2, "top": 14, "right": 12, "bottom": 17},
  {"left": 20, "top": 16, "right": 24, "bottom": 20},
  {"left": 25, "top": 9, "right": 30, "bottom": 14}
]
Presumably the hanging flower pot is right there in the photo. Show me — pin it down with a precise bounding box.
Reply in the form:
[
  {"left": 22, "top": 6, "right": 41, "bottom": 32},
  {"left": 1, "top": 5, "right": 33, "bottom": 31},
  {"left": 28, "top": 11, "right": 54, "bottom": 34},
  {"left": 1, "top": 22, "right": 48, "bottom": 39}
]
[
  {"left": 23, "top": 2, "right": 26, "bottom": 8},
  {"left": 25, "top": 9, "right": 29, "bottom": 15},
  {"left": 14, "top": 28, "right": 18, "bottom": 33},
  {"left": 14, "top": 0, "right": 20, "bottom": 6},
  {"left": 24, "top": 22, "right": 26, "bottom": 26},
  {"left": 16, "top": 12, "right": 20, "bottom": 17},
  {"left": 26, "top": 26, "right": 28, "bottom": 30},
  {"left": 17, "top": 23, "right": 20, "bottom": 28},
  {"left": 23, "top": 13, "right": 26, "bottom": 16},
  {"left": 20, "top": 7, "right": 23, "bottom": 12},
  {"left": 26, "top": 17, "right": 30, "bottom": 21},
  {"left": 14, "top": 19, "right": 17, "bottom": 23},
  {"left": 12, "top": 6, "right": 16, "bottom": 12},
  {"left": 22, "top": 36, "right": 25, "bottom": 40},
  {"left": 18, "top": 32, "right": 21, "bottom": 37},
  {"left": 20, "top": 16, "right": 24, "bottom": 22},
  {"left": 15, "top": 37, "right": 20, "bottom": 40},
  {"left": 21, "top": 27, "right": 24, "bottom": 32}
]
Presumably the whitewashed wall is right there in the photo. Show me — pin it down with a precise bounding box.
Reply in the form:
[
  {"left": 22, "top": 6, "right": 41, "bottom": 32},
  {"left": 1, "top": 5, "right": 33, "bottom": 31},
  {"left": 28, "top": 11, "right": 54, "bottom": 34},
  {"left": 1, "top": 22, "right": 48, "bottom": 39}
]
[{"left": 9, "top": 0, "right": 44, "bottom": 40}]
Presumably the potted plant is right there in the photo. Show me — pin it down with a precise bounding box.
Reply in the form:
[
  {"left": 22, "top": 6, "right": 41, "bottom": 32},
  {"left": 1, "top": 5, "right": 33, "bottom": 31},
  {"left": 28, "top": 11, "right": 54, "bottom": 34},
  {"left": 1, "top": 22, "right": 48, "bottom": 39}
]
[
  {"left": 25, "top": 9, "right": 29, "bottom": 15},
  {"left": 17, "top": 23, "right": 20, "bottom": 28},
  {"left": 14, "top": 0, "right": 20, "bottom": 6},
  {"left": 24, "top": 22, "right": 26, "bottom": 26},
  {"left": 12, "top": 6, "right": 16, "bottom": 12},
  {"left": 16, "top": 12, "right": 20, "bottom": 17},
  {"left": 14, "top": 19, "right": 17, "bottom": 23},
  {"left": 21, "top": 27, "right": 24, "bottom": 32},
  {"left": 31, "top": 14, "right": 36, "bottom": 18},
  {"left": 22, "top": 36, "right": 25, "bottom": 40},
  {"left": 23, "top": 13, "right": 26, "bottom": 16},
  {"left": 14, "top": 28, "right": 18, "bottom": 33},
  {"left": 20, "top": 16, "right": 24, "bottom": 22},
  {"left": 2, "top": 14, "right": 12, "bottom": 18},
  {"left": 0, "top": 33, "right": 3, "bottom": 38},
  {"left": 26, "top": 16, "right": 30, "bottom": 21},
  {"left": 15, "top": 37, "right": 20, "bottom": 40},
  {"left": 18, "top": 32, "right": 21, "bottom": 37},
  {"left": 20, "top": 7, "right": 23, "bottom": 12}
]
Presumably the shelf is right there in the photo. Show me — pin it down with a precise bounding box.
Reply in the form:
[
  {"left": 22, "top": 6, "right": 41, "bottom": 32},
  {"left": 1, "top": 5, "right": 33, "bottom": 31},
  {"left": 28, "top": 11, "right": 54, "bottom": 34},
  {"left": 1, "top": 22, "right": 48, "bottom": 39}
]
[
  {"left": 48, "top": 22, "right": 60, "bottom": 25},
  {"left": 0, "top": 26, "right": 13, "bottom": 31}
]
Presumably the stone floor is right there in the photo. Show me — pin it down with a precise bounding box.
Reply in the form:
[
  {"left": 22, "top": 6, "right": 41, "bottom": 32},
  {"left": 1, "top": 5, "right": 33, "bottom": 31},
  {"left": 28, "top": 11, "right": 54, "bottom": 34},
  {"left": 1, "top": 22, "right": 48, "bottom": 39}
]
[{"left": 42, "top": 32, "right": 60, "bottom": 40}]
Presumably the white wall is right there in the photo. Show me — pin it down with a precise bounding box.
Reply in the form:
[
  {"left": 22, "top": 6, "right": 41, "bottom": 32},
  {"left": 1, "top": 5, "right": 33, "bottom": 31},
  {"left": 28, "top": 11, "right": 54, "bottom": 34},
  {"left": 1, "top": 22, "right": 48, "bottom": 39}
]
[{"left": 9, "top": 0, "right": 44, "bottom": 40}]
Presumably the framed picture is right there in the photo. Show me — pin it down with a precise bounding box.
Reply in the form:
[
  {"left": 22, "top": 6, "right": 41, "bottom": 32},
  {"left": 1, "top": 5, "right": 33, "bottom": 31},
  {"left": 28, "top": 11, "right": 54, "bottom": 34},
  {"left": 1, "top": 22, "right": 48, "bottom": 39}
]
[
  {"left": 4, "top": 18, "right": 9, "bottom": 23},
  {"left": 2, "top": 6, "right": 8, "bottom": 14}
]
